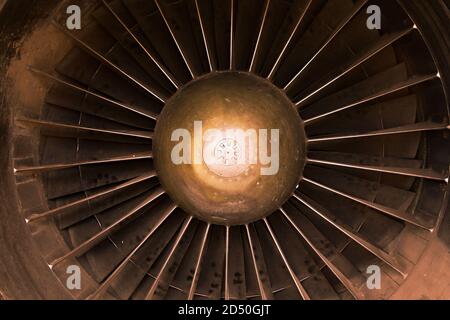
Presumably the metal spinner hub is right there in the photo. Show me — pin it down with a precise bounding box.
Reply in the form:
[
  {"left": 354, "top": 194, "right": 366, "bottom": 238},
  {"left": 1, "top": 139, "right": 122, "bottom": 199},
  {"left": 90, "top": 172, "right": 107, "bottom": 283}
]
[
  {"left": 153, "top": 72, "right": 306, "bottom": 225},
  {"left": 207, "top": 137, "right": 245, "bottom": 178}
]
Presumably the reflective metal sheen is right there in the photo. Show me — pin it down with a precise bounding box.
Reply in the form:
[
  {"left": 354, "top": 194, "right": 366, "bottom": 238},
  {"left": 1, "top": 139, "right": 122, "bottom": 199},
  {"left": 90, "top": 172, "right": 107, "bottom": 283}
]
[{"left": 154, "top": 72, "right": 306, "bottom": 225}]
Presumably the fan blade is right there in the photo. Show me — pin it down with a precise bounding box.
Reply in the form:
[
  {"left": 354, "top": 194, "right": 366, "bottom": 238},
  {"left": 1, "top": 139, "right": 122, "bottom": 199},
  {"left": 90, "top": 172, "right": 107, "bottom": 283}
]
[
  {"left": 291, "top": 193, "right": 408, "bottom": 277},
  {"left": 26, "top": 173, "right": 156, "bottom": 223},
  {"left": 301, "top": 177, "right": 434, "bottom": 230},
  {"left": 101, "top": 0, "right": 180, "bottom": 89},
  {"left": 284, "top": 0, "right": 368, "bottom": 91},
  {"left": 52, "top": 21, "right": 167, "bottom": 103},
  {"left": 154, "top": 0, "right": 197, "bottom": 78},
  {"left": 29, "top": 67, "right": 159, "bottom": 120},
  {"left": 262, "top": 218, "right": 310, "bottom": 300},
  {"left": 266, "top": 0, "right": 313, "bottom": 80},
  {"left": 49, "top": 187, "right": 165, "bottom": 268},
  {"left": 308, "top": 121, "right": 448, "bottom": 143},
  {"left": 87, "top": 202, "right": 177, "bottom": 299},
  {"left": 15, "top": 152, "right": 152, "bottom": 175},
  {"left": 279, "top": 207, "right": 365, "bottom": 300},
  {"left": 293, "top": 27, "right": 413, "bottom": 101},
  {"left": 145, "top": 216, "right": 195, "bottom": 300}
]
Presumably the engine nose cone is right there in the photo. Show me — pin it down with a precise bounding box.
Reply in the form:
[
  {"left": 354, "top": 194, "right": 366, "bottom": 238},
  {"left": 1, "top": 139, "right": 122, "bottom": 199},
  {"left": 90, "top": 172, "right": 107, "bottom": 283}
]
[{"left": 154, "top": 72, "right": 306, "bottom": 225}]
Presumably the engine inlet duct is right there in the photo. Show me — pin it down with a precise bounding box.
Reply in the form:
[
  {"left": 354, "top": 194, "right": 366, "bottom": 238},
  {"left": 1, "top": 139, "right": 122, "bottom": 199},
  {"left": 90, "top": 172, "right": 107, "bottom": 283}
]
[{"left": 0, "top": 0, "right": 449, "bottom": 300}]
